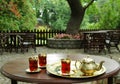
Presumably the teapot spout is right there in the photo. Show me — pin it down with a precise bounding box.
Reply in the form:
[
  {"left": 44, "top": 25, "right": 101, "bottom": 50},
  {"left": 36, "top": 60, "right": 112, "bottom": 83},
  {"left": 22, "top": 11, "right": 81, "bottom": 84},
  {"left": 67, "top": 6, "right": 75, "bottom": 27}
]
[{"left": 96, "top": 61, "right": 105, "bottom": 70}]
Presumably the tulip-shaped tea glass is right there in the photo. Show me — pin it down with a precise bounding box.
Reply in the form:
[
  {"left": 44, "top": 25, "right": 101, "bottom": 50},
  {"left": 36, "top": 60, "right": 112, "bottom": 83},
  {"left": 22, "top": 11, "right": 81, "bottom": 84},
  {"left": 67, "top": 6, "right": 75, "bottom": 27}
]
[
  {"left": 29, "top": 57, "right": 38, "bottom": 71},
  {"left": 61, "top": 58, "right": 71, "bottom": 75},
  {"left": 38, "top": 53, "right": 46, "bottom": 67}
]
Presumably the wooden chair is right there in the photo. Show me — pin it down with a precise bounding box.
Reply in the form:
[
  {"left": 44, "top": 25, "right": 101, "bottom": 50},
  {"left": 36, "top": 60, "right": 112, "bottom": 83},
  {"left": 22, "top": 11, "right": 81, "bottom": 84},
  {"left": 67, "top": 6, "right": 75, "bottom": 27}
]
[
  {"left": 8, "top": 34, "right": 18, "bottom": 53},
  {"left": 105, "top": 31, "right": 120, "bottom": 53},
  {"left": 0, "top": 33, "right": 8, "bottom": 54},
  {"left": 19, "top": 33, "right": 36, "bottom": 53}
]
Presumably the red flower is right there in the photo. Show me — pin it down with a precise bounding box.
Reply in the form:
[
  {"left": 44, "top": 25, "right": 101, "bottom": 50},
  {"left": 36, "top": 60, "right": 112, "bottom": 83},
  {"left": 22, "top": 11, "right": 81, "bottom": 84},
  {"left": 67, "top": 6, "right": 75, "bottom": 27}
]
[{"left": 54, "top": 33, "right": 82, "bottom": 39}]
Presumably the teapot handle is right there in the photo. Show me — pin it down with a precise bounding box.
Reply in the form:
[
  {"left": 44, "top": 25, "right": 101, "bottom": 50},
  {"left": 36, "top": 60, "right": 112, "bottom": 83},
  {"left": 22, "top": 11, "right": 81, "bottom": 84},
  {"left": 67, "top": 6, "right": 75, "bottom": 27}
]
[{"left": 75, "top": 60, "right": 81, "bottom": 70}]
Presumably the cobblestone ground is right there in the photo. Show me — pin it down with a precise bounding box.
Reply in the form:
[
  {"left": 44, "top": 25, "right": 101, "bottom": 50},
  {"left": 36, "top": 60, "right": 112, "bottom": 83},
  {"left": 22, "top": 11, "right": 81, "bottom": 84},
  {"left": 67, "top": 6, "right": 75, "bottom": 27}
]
[{"left": 0, "top": 46, "right": 120, "bottom": 84}]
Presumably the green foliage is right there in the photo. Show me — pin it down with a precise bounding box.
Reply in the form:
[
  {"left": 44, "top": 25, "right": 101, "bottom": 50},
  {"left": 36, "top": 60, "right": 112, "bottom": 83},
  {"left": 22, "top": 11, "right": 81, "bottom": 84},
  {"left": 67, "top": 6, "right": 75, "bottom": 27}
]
[
  {"left": 97, "top": 0, "right": 119, "bottom": 29},
  {"left": 1, "top": 0, "right": 120, "bottom": 31},
  {"left": 36, "top": 26, "right": 50, "bottom": 30},
  {"left": 81, "top": 0, "right": 120, "bottom": 30},
  {"left": 81, "top": 2, "right": 100, "bottom": 29},
  {"left": 38, "top": 0, "right": 70, "bottom": 30},
  {"left": 31, "top": 0, "right": 41, "bottom": 17},
  {"left": 114, "top": 0, "right": 120, "bottom": 29},
  {"left": 37, "top": 0, "right": 120, "bottom": 30},
  {"left": 0, "top": 0, "right": 37, "bottom": 31}
]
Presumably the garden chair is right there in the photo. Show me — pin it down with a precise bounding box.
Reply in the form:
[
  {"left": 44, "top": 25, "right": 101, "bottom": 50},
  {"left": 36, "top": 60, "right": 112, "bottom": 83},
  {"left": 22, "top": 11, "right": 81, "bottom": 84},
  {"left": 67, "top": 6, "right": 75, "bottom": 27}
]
[
  {"left": 0, "top": 33, "right": 8, "bottom": 54},
  {"left": 19, "top": 33, "right": 36, "bottom": 53},
  {"left": 105, "top": 31, "right": 120, "bottom": 53},
  {"left": 8, "top": 34, "right": 18, "bottom": 53}
]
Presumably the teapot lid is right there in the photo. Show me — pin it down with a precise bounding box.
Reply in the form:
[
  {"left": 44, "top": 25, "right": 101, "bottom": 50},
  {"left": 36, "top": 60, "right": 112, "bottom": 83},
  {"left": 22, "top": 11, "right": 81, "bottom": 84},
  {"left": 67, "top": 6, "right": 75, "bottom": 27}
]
[{"left": 83, "top": 57, "right": 94, "bottom": 63}]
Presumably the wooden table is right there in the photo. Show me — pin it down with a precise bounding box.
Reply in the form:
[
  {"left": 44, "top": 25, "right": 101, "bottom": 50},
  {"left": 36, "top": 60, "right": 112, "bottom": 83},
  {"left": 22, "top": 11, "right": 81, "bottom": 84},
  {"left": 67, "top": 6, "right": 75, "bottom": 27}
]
[
  {"left": 1, "top": 53, "right": 120, "bottom": 84},
  {"left": 83, "top": 31, "right": 107, "bottom": 53}
]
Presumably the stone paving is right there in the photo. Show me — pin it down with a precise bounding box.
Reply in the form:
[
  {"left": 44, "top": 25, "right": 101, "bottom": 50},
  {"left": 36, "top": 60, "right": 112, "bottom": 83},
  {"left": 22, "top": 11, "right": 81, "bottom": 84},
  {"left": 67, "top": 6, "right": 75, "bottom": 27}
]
[{"left": 0, "top": 46, "right": 120, "bottom": 84}]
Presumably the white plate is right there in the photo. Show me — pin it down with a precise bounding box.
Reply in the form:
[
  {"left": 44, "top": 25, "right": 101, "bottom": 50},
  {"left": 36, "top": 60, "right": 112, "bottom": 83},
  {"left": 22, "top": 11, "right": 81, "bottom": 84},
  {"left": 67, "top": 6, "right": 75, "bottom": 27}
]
[{"left": 25, "top": 68, "right": 41, "bottom": 73}]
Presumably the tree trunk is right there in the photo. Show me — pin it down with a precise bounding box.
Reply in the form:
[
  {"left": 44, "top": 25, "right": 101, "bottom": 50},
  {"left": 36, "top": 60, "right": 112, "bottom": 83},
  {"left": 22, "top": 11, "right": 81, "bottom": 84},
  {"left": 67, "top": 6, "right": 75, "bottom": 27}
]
[
  {"left": 66, "top": 10, "right": 85, "bottom": 35},
  {"left": 66, "top": 0, "right": 94, "bottom": 35}
]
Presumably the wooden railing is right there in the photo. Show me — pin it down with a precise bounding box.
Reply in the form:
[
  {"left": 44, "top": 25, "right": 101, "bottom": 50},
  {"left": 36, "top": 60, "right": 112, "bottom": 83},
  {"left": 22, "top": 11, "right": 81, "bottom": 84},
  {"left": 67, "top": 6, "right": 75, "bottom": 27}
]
[
  {"left": 0, "top": 29, "right": 119, "bottom": 47},
  {"left": 0, "top": 30, "right": 65, "bottom": 46}
]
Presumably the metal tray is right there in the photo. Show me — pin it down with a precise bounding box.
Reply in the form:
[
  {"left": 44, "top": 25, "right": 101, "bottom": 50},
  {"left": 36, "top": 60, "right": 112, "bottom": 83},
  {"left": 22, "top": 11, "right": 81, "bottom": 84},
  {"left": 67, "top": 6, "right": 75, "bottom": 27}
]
[{"left": 47, "top": 61, "right": 106, "bottom": 78}]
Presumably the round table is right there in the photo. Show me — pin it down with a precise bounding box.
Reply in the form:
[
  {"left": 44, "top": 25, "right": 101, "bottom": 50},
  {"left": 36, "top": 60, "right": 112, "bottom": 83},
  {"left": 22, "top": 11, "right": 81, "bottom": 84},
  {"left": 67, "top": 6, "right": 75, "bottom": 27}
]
[{"left": 1, "top": 53, "right": 120, "bottom": 84}]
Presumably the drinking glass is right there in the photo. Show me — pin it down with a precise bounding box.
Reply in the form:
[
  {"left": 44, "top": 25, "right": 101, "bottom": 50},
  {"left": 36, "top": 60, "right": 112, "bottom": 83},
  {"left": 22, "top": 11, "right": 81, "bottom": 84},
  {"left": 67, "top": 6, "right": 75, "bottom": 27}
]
[
  {"left": 38, "top": 53, "right": 46, "bottom": 67},
  {"left": 61, "top": 58, "right": 71, "bottom": 74},
  {"left": 29, "top": 57, "right": 38, "bottom": 71}
]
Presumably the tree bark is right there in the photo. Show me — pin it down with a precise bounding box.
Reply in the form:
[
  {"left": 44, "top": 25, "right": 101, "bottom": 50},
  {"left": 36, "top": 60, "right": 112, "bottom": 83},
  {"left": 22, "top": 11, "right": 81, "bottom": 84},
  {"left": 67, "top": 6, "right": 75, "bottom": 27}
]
[{"left": 66, "top": 0, "right": 94, "bottom": 35}]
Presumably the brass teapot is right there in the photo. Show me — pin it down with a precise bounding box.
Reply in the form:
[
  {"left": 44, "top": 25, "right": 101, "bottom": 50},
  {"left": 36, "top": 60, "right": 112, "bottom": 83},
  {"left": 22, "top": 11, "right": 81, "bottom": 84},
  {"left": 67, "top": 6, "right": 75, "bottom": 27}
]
[{"left": 75, "top": 57, "right": 105, "bottom": 76}]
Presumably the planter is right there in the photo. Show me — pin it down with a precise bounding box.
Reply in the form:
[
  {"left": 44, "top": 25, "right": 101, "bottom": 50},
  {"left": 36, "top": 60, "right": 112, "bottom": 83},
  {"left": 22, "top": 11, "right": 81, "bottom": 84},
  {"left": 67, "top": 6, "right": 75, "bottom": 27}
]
[{"left": 47, "top": 38, "right": 83, "bottom": 49}]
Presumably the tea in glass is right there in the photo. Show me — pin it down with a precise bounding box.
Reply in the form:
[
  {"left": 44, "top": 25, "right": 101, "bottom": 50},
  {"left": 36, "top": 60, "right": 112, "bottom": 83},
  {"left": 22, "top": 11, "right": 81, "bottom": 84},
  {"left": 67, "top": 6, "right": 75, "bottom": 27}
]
[
  {"left": 29, "top": 57, "right": 38, "bottom": 71},
  {"left": 38, "top": 54, "right": 46, "bottom": 67},
  {"left": 61, "top": 58, "right": 71, "bottom": 74}
]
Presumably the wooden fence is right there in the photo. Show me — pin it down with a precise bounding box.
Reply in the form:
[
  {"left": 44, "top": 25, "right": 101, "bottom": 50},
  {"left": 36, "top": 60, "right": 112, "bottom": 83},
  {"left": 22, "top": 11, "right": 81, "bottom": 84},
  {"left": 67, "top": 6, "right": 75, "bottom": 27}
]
[
  {"left": 0, "top": 29, "right": 119, "bottom": 47},
  {"left": 34, "top": 29, "right": 65, "bottom": 46},
  {"left": 0, "top": 30, "right": 65, "bottom": 46}
]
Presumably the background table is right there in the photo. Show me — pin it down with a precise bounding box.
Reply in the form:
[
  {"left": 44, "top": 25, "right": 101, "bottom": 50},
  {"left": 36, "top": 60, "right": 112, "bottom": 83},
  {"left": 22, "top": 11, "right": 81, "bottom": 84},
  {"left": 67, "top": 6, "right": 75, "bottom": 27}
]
[
  {"left": 83, "top": 31, "right": 107, "bottom": 53},
  {"left": 1, "top": 53, "right": 120, "bottom": 84}
]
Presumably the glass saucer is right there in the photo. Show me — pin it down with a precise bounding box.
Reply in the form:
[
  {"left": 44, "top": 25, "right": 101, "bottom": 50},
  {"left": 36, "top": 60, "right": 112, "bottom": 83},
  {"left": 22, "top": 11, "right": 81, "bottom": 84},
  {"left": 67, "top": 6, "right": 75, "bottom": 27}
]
[
  {"left": 57, "top": 70, "right": 74, "bottom": 76},
  {"left": 38, "top": 65, "right": 46, "bottom": 69},
  {"left": 25, "top": 68, "right": 41, "bottom": 73}
]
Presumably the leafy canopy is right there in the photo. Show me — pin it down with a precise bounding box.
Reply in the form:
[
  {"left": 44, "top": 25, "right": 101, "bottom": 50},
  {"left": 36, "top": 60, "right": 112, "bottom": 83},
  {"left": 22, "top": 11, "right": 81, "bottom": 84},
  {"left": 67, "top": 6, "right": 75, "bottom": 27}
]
[{"left": 0, "top": 0, "right": 37, "bottom": 30}]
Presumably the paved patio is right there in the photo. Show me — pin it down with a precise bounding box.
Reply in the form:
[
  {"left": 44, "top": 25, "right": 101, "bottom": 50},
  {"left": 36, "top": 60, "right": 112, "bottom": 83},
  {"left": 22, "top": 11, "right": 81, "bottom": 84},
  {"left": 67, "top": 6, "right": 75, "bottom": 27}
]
[{"left": 0, "top": 46, "right": 120, "bottom": 84}]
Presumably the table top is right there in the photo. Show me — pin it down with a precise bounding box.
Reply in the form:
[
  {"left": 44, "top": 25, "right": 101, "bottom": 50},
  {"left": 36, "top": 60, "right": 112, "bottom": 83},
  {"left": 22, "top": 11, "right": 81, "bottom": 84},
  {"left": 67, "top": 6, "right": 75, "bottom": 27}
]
[
  {"left": 1, "top": 53, "right": 120, "bottom": 84},
  {"left": 82, "top": 30, "right": 107, "bottom": 34}
]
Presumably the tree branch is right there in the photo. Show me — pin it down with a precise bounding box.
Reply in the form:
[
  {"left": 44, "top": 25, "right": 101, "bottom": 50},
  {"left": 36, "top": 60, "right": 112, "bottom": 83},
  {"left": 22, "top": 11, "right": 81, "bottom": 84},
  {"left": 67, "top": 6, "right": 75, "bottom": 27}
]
[{"left": 84, "top": 0, "right": 94, "bottom": 10}]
